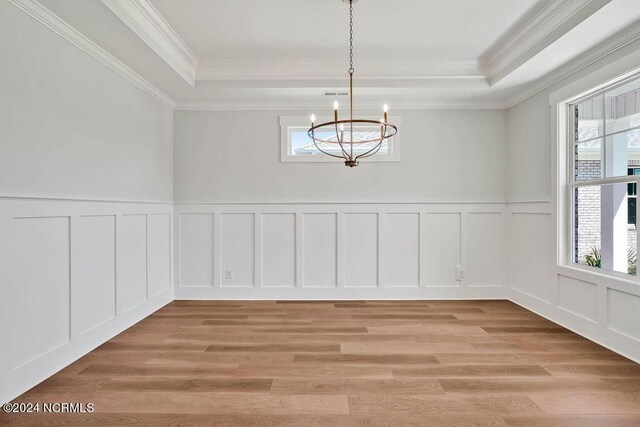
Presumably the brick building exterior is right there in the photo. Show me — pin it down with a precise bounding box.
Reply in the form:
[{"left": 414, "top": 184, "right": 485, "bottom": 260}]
[{"left": 575, "top": 159, "right": 637, "bottom": 266}]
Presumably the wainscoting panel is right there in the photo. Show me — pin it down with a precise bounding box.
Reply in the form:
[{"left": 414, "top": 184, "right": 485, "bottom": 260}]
[
  {"left": 303, "top": 213, "right": 338, "bottom": 288},
  {"left": 0, "top": 197, "right": 173, "bottom": 404},
  {"left": 385, "top": 213, "right": 420, "bottom": 288},
  {"left": 467, "top": 212, "right": 505, "bottom": 287},
  {"left": 148, "top": 213, "right": 172, "bottom": 297},
  {"left": 174, "top": 203, "right": 507, "bottom": 299},
  {"left": 220, "top": 213, "right": 255, "bottom": 288},
  {"left": 558, "top": 275, "right": 598, "bottom": 322},
  {"left": 75, "top": 215, "right": 116, "bottom": 336},
  {"left": 261, "top": 213, "right": 296, "bottom": 288},
  {"left": 117, "top": 214, "right": 148, "bottom": 313},
  {"left": 607, "top": 288, "right": 640, "bottom": 342},
  {"left": 11, "top": 216, "right": 70, "bottom": 370},
  {"left": 344, "top": 213, "right": 378, "bottom": 288},
  {"left": 422, "top": 213, "right": 461, "bottom": 287},
  {"left": 178, "top": 213, "right": 214, "bottom": 287},
  {"left": 508, "top": 201, "right": 640, "bottom": 363}
]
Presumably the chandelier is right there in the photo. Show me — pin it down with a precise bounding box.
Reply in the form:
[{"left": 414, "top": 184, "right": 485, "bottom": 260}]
[{"left": 308, "top": 0, "right": 398, "bottom": 167}]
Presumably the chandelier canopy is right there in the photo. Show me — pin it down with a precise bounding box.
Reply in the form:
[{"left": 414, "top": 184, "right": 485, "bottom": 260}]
[{"left": 308, "top": 0, "right": 398, "bottom": 167}]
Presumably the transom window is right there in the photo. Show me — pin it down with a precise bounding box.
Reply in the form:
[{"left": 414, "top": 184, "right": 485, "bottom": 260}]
[
  {"left": 570, "top": 76, "right": 640, "bottom": 276},
  {"left": 280, "top": 116, "right": 400, "bottom": 163}
]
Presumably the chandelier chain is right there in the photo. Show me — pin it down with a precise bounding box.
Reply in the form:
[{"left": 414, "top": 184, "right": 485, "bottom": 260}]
[{"left": 349, "top": 0, "right": 354, "bottom": 74}]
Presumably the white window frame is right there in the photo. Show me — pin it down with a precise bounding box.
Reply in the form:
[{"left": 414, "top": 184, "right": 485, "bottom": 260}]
[
  {"left": 555, "top": 65, "right": 640, "bottom": 284},
  {"left": 279, "top": 115, "right": 402, "bottom": 163}
]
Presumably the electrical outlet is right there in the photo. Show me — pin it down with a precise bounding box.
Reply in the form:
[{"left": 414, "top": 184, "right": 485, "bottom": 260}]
[
  {"left": 455, "top": 265, "right": 465, "bottom": 281},
  {"left": 225, "top": 269, "right": 233, "bottom": 280}
]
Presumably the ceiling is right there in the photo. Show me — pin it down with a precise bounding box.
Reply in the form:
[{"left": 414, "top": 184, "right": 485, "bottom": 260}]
[
  {"left": 149, "top": 0, "right": 538, "bottom": 66},
  {"left": 38, "top": 0, "right": 640, "bottom": 109}
]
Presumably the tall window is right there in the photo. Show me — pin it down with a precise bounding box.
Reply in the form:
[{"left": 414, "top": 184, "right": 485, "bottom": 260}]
[{"left": 571, "top": 76, "right": 640, "bottom": 276}]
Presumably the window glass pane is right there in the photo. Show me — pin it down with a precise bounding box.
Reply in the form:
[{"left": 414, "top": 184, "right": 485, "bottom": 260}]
[
  {"left": 574, "top": 183, "right": 636, "bottom": 276},
  {"left": 604, "top": 79, "right": 640, "bottom": 135},
  {"left": 290, "top": 127, "right": 390, "bottom": 157},
  {"left": 601, "top": 133, "right": 640, "bottom": 178},
  {"left": 576, "top": 97, "right": 604, "bottom": 143},
  {"left": 575, "top": 139, "right": 601, "bottom": 181}
]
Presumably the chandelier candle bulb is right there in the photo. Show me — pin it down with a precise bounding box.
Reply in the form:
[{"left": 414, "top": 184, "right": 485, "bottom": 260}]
[
  {"left": 310, "top": 114, "right": 316, "bottom": 124},
  {"left": 383, "top": 104, "right": 389, "bottom": 123}
]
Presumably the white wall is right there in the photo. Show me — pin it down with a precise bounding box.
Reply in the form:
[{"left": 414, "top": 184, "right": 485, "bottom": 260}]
[
  {"left": 173, "top": 109, "right": 507, "bottom": 203},
  {"left": 506, "top": 38, "right": 640, "bottom": 363},
  {"left": 172, "top": 109, "right": 508, "bottom": 300},
  {"left": 0, "top": 1, "right": 173, "bottom": 202},
  {"left": 0, "top": 1, "right": 174, "bottom": 403}
]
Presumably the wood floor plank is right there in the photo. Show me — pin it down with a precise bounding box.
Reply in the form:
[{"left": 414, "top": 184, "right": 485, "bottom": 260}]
[
  {"left": 234, "top": 364, "right": 394, "bottom": 379},
  {"left": 392, "top": 365, "right": 552, "bottom": 378},
  {"left": 528, "top": 392, "right": 640, "bottom": 415},
  {"left": 4, "top": 300, "right": 639, "bottom": 425},
  {"left": 101, "top": 378, "right": 273, "bottom": 393},
  {"left": 270, "top": 379, "right": 443, "bottom": 395},
  {"left": 347, "top": 394, "right": 545, "bottom": 415},
  {"left": 206, "top": 343, "right": 341, "bottom": 353},
  {"left": 78, "top": 363, "right": 237, "bottom": 377},
  {"left": 293, "top": 354, "right": 439, "bottom": 365},
  {"left": 543, "top": 364, "right": 640, "bottom": 378},
  {"left": 438, "top": 378, "right": 634, "bottom": 394},
  {"left": 505, "top": 415, "right": 640, "bottom": 427}
]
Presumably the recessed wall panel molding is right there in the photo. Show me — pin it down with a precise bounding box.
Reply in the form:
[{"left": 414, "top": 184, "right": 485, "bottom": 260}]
[
  {"left": 117, "top": 214, "right": 148, "bottom": 312},
  {"left": 508, "top": 213, "right": 554, "bottom": 303},
  {"left": 467, "top": 212, "right": 505, "bottom": 287},
  {"left": 303, "top": 213, "right": 338, "bottom": 288},
  {"left": 557, "top": 275, "right": 598, "bottom": 322},
  {"left": 220, "top": 213, "right": 255, "bottom": 288},
  {"left": 11, "top": 216, "right": 71, "bottom": 369},
  {"left": 385, "top": 213, "right": 420, "bottom": 287},
  {"left": 608, "top": 288, "right": 640, "bottom": 341},
  {"left": 344, "top": 213, "right": 378, "bottom": 288},
  {"left": 261, "top": 213, "right": 296, "bottom": 288},
  {"left": 178, "top": 213, "right": 215, "bottom": 287},
  {"left": 422, "top": 213, "right": 461, "bottom": 287},
  {"left": 0, "top": 198, "right": 173, "bottom": 404},
  {"left": 75, "top": 215, "right": 116, "bottom": 335},
  {"left": 148, "top": 213, "right": 171, "bottom": 297}
]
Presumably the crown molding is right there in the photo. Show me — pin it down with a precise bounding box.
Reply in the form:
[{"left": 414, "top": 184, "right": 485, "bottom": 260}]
[
  {"left": 196, "top": 59, "right": 485, "bottom": 82},
  {"left": 482, "top": 0, "right": 612, "bottom": 86},
  {"left": 7, "top": 0, "right": 176, "bottom": 109},
  {"left": 101, "top": 0, "right": 198, "bottom": 86},
  {"left": 174, "top": 100, "right": 507, "bottom": 111},
  {"left": 505, "top": 20, "right": 640, "bottom": 109}
]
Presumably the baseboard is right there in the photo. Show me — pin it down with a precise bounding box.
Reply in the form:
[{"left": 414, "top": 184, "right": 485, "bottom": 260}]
[
  {"left": 509, "top": 290, "right": 640, "bottom": 364},
  {"left": 174, "top": 286, "right": 507, "bottom": 300}
]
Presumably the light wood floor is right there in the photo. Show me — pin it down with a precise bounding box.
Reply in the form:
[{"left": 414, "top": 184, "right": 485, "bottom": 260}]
[{"left": 3, "top": 300, "right": 640, "bottom": 426}]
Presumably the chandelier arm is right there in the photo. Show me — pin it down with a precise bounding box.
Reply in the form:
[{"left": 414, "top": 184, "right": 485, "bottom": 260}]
[
  {"left": 355, "top": 139, "right": 384, "bottom": 160},
  {"left": 354, "top": 140, "right": 383, "bottom": 160},
  {"left": 335, "top": 122, "right": 351, "bottom": 159},
  {"left": 353, "top": 124, "right": 386, "bottom": 160},
  {"left": 310, "top": 129, "right": 349, "bottom": 159}
]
